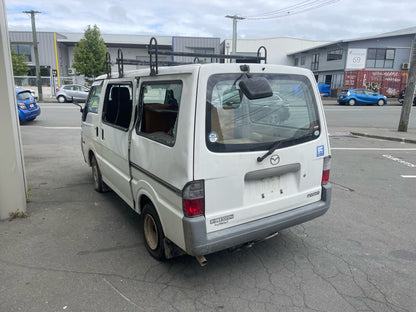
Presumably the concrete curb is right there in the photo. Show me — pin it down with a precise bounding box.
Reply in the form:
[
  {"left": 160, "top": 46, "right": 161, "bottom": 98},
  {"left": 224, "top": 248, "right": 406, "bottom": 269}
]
[{"left": 351, "top": 131, "right": 416, "bottom": 144}]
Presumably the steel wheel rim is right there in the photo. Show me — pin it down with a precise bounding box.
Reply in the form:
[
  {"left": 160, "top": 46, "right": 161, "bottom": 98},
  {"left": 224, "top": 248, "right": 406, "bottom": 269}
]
[{"left": 144, "top": 214, "right": 158, "bottom": 250}]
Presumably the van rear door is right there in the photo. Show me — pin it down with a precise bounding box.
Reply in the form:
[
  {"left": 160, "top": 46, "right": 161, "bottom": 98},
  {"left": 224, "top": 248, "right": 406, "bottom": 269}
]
[{"left": 193, "top": 65, "right": 330, "bottom": 233}]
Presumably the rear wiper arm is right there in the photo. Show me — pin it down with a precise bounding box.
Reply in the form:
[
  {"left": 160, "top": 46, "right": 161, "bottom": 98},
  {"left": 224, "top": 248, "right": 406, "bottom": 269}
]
[{"left": 257, "top": 133, "right": 313, "bottom": 163}]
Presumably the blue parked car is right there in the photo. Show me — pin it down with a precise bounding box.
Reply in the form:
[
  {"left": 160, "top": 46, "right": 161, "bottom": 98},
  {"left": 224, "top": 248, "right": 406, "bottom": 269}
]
[
  {"left": 16, "top": 88, "right": 41, "bottom": 122},
  {"left": 337, "top": 88, "right": 387, "bottom": 106}
]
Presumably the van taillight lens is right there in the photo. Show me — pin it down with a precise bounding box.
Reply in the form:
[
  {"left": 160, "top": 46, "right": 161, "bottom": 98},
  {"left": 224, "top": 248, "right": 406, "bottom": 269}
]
[
  {"left": 322, "top": 156, "right": 331, "bottom": 185},
  {"left": 183, "top": 180, "right": 205, "bottom": 217}
]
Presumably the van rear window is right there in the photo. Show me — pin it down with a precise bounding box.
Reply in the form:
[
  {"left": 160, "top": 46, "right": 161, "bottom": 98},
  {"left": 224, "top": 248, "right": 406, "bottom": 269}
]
[{"left": 206, "top": 73, "right": 320, "bottom": 152}]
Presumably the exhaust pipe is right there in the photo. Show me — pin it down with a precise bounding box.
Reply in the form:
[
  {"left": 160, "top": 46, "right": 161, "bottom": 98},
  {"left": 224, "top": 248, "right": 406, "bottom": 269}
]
[{"left": 195, "top": 255, "right": 207, "bottom": 267}]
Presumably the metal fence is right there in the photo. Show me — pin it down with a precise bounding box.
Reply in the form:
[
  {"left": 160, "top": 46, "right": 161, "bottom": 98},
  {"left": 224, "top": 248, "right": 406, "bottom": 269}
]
[{"left": 14, "top": 75, "right": 87, "bottom": 99}]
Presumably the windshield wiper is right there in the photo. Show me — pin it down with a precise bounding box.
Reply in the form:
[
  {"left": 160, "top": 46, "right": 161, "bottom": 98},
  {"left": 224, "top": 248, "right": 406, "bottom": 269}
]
[{"left": 257, "top": 133, "right": 314, "bottom": 163}]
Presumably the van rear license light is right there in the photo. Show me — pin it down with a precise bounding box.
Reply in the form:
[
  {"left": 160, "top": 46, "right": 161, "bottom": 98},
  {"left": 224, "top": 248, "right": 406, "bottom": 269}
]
[
  {"left": 322, "top": 156, "right": 331, "bottom": 185},
  {"left": 183, "top": 180, "right": 205, "bottom": 217},
  {"left": 17, "top": 102, "right": 27, "bottom": 110}
]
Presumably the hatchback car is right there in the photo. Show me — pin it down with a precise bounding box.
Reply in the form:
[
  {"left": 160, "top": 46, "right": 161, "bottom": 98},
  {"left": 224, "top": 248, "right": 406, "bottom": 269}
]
[
  {"left": 56, "top": 84, "right": 90, "bottom": 103},
  {"left": 337, "top": 88, "right": 387, "bottom": 106},
  {"left": 16, "top": 87, "right": 41, "bottom": 122}
]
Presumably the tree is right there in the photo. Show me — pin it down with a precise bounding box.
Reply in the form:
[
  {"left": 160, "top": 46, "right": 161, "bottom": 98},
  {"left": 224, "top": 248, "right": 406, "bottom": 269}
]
[
  {"left": 72, "top": 25, "right": 107, "bottom": 82},
  {"left": 10, "top": 44, "right": 29, "bottom": 76}
]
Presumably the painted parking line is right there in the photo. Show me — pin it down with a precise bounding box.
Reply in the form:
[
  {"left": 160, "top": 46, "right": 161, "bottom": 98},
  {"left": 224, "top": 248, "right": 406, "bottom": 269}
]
[
  {"left": 382, "top": 154, "right": 416, "bottom": 168},
  {"left": 332, "top": 147, "right": 416, "bottom": 151},
  {"left": 27, "top": 126, "right": 81, "bottom": 129},
  {"left": 401, "top": 175, "right": 416, "bottom": 178}
]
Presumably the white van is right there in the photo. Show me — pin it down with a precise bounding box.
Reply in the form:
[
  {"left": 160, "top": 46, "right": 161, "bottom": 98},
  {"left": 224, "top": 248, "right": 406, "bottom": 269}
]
[{"left": 79, "top": 39, "right": 331, "bottom": 264}]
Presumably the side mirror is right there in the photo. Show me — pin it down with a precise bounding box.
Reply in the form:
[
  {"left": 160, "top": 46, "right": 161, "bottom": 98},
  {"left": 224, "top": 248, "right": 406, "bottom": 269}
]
[
  {"left": 239, "top": 77, "right": 273, "bottom": 100},
  {"left": 73, "top": 100, "right": 84, "bottom": 113}
]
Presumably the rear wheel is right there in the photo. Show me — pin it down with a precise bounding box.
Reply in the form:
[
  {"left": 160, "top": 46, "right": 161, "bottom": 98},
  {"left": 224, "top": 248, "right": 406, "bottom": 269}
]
[
  {"left": 348, "top": 98, "right": 356, "bottom": 106},
  {"left": 57, "top": 95, "right": 66, "bottom": 103},
  {"left": 142, "top": 203, "right": 165, "bottom": 261},
  {"left": 377, "top": 99, "right": 385, "bottom": 106}
]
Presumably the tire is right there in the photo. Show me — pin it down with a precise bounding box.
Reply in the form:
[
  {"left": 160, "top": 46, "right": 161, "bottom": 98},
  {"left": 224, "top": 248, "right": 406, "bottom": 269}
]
[
  {"left": 348, "top": 98, "right": 356, "bottom": 106},
  {"left": 91, "top": 155, "right": 106, "bottom": 193},
  {"left": 142, "top": 203, "right": 166, "bottom": 261},
  {"left": 57, "top": 95, "right": 66, "bottom": 103},
  {"left": 377, "top": 99, "right": 385, "bottom": 106}
]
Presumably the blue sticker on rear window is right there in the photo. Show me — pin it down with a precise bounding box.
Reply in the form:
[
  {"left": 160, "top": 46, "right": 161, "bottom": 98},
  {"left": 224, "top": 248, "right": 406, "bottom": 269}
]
[{"left": 317, "top": 145, "right": 324, "bottom": 157}]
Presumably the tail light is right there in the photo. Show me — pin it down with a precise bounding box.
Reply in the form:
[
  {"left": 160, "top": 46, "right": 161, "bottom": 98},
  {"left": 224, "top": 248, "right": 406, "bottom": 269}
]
[
  {"left": 17, "top": 102, "right": 27, "bottom": 110},
  {"left": 183, "top": 180, "right": 205, "bottom": 217},
  {"left": 322, "top": 156, "right": 331, "bottom": 185}
]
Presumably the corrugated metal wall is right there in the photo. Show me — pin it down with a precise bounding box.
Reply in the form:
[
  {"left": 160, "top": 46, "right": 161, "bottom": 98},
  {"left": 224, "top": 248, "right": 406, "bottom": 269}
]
[
  {"left": 9, "top": 31, "right": 56, "bottom": 69},
  {"left": 173, "top": 37, "right": 220, "bottom": 63},
  {"left": 343, "top": 70, "right": 407, "bottom": 97}
]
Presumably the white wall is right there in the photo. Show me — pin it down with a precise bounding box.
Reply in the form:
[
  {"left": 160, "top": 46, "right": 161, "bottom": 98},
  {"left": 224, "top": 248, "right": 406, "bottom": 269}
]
[
  {"left": 224, "top": 38, "right": 329, "bottom": 65},
  {"left": 0, "top": 0, "right": 27, "bottom": 219}
]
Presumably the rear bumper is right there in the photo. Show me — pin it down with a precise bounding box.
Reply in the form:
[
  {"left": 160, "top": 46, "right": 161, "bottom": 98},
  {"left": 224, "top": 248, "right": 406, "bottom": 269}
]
[
  {"left": 19, "top": 106, "right": 41, "bottom": 121},
  {"left": 183, "top": 184, "right": 332, "bottom": 256}
]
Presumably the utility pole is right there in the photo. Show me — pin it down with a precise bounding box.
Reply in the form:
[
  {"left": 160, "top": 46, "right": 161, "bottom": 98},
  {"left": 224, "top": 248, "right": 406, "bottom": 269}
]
[
  {"left": 398, "top": 34, "right": 416, "bottom": 132},
  {"left": 23, "top": 10, "right": 42, "bottom": 101},
  {"left": 225, "top": 15, "right": 245, "bottom": 59}
]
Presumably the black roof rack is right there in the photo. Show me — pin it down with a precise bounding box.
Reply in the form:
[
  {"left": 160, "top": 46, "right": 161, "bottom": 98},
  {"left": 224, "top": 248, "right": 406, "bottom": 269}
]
[{"left": 105, "top": 36, "right": 267, "bottom": 78}]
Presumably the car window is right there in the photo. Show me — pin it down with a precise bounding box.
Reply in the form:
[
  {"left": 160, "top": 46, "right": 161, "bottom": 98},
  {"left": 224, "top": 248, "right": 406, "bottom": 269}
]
[
  {"left": 16, "top": 91, "right": 32, "bottom": 100},
  {"left": 85, "top": 81, "right": 103, "bottom": 114},
  {"left": 206, "top": 73, "right": 319, "bottom": 153},
  {"left": 137, "top": 81, "right": 182, "bottom": 146},
  {"left": 102, "top": 83, "right": 133, "bottom": 130}
]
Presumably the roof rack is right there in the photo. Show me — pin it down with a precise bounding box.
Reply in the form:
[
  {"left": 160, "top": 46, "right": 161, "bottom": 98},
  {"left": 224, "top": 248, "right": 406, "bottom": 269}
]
[{"left": 105, "top": 36, "right": 267, "bottom": 78}]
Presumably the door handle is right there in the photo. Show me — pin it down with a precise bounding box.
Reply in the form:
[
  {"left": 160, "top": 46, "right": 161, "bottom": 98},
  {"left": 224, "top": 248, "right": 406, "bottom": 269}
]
[
  {"left": 102, "top": 129, "right": 104, "bottom": 140},
  {"left": 95, "top": 127, "right": 98, "bottom": 137}
]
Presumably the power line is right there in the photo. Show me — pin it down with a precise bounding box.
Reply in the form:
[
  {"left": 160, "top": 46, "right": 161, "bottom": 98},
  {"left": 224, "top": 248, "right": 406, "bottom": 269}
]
[{"left": 244, "top": 0, "right": 340, "bottom": 20}]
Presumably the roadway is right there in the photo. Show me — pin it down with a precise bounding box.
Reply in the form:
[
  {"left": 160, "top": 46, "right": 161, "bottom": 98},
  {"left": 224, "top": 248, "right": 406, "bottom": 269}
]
[{"left": 2, "top": 102, "right": 415, "bottom": 312}]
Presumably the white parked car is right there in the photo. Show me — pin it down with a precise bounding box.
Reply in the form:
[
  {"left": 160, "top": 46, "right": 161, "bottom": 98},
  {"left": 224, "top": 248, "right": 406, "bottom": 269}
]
[{"left": 78, "top": 39, "right": 332, "bottom": 265}]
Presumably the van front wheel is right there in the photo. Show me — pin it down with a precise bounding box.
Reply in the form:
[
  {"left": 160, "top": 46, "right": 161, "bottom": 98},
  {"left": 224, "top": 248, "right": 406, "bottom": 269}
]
[
  {"left": 142, "top": 203, "right": 166, "bottom": 260},
  {"left": 91, "top": 155, "right": 105, "bottom": 193}
]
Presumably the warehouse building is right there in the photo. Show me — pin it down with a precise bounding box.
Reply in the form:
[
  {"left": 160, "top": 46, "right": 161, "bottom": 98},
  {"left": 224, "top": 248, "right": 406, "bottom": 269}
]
[{"left": 288, "top": 26, "right": 416, "bottom": 97}]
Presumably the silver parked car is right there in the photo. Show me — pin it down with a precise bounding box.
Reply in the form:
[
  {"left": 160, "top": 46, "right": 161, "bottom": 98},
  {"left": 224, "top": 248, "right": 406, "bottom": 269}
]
[{"left": 56, "top": 84, "right": 90, "bottom": 103}]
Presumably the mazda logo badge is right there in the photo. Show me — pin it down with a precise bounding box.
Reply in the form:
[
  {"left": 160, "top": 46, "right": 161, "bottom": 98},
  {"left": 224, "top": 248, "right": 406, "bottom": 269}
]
[{"left": 270, "top": 155, "right": 280, "bottom": 166}]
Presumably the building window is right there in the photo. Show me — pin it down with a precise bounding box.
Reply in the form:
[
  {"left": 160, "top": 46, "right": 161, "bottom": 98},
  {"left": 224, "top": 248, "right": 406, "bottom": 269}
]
[
  {"left": 366, "top": 48, "right": 395, "bottom": 68},
  {"left": 301, "top": 56, "right": 306, "bottom": 65},
  {"left": 327, "top": 48, "right": 343, "bottom": 61},
  {"left": 12, "top": 44, "right": 32, "bottom": 62},
  {"left": 311, "top": 53, "right": 319, "bottom": 71},
  {"left": 294, "top": 58, "right": 299, "bottom": 66}
]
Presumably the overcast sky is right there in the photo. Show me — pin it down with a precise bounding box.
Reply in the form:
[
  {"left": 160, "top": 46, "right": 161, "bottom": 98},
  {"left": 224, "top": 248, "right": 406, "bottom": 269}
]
[{"left": 5, "top": 0, "right": 416, "bottom": 42}]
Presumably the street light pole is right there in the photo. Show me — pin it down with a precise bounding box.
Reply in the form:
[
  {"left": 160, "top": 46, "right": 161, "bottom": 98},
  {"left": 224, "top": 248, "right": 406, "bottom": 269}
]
[
  {"left": 225, "top": 15, "right": 245, "bottom": 60},
  {"left": 23, "top": 10, "right": 42, "bottom": 101}
]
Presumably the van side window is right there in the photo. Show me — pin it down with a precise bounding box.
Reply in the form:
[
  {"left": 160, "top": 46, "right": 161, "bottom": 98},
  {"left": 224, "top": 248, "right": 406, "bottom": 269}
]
[
  {"left": 137, "top": 81, "right": 182, "bottom": 146},
  {"left": 102, "top": 83, "right": 133, "bottom": 130},
  {"left": 85, "top": 81, "right": 103, "bottom": 114}
]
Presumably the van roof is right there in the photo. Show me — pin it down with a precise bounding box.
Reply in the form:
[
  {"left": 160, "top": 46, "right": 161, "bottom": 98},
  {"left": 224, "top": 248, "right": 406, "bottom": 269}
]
[{"left": 96, "top": 63, "right": 314, "bottom": 81}]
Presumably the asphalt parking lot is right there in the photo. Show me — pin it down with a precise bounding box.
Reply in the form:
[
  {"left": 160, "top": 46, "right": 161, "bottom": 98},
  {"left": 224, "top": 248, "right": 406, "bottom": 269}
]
[{"left": 1, "top": 102, "right": 416, "bottom": 312}]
